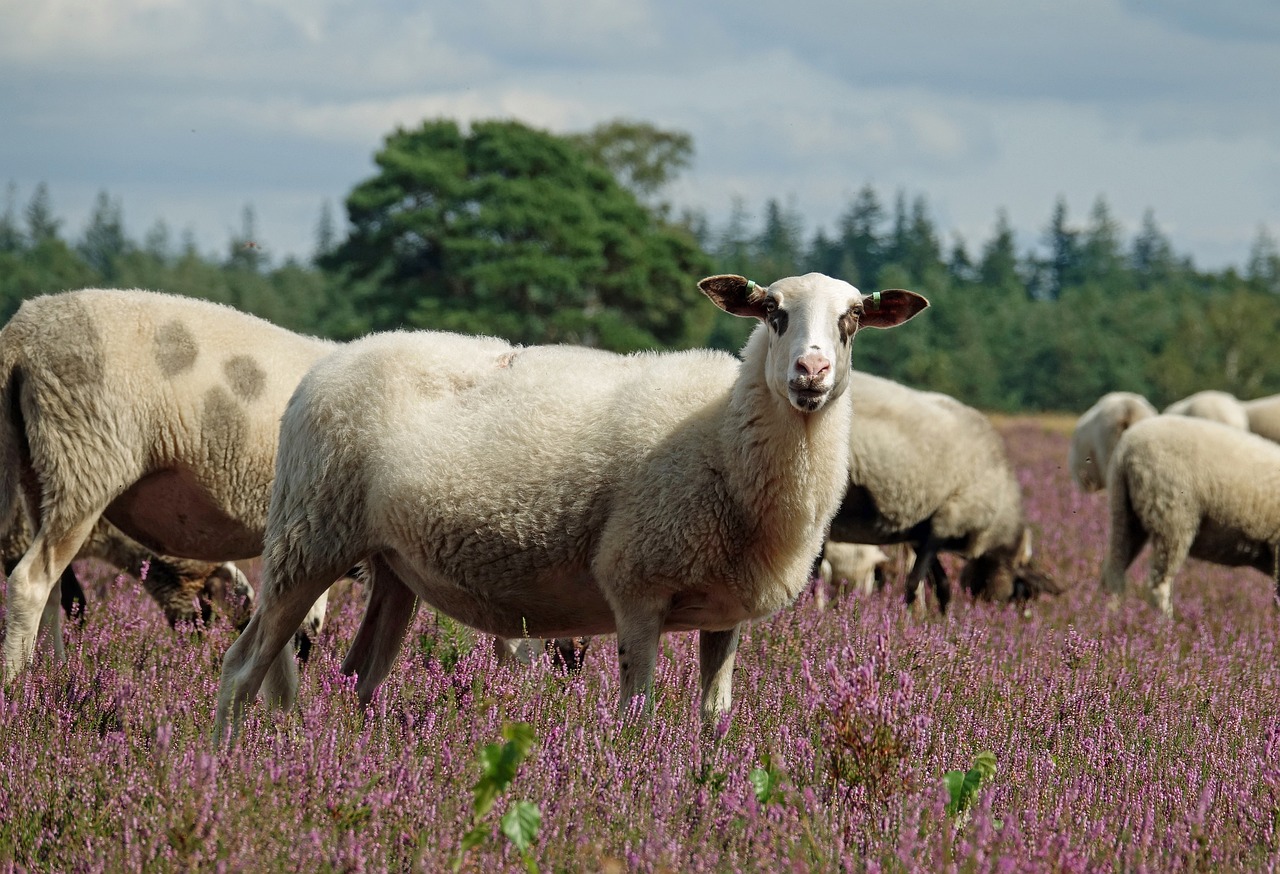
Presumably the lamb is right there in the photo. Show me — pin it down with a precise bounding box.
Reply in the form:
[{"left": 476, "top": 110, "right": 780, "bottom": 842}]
[
  {"left": 213, "top": 273, "right": 927, "bottom": 738},
  {"left": 1068, "top": 391, "right": 1157, "bottom": 491},
  {"left": 1, "top": 512, "right": 253, "bottom": 640},
  {"left": 825, "top": 371, "right": 1057, "bottom": 611},
  {"left": 1163, "top": 390, "right": 1249, "bottom": 430},
  {"left": 1100, "top": 415, "right": 1280, "bottom": 616},
  {"left": 0, "top": 288, "right": 342, "bottom": 679},
  {"left": 1244, "top": 394, "right": 1280, "bottom": 443}
]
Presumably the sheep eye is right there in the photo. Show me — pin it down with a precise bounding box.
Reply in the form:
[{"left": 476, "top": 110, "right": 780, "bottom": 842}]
[{"left": 763, "top": 298, "right": 778, "bottom": 314}]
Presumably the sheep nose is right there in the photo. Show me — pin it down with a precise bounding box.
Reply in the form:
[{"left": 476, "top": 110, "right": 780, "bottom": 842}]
[{"left": 795, "top": 353, "right": 831, "bottom": 378}]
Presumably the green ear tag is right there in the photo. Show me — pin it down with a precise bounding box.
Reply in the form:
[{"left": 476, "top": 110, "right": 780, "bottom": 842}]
[
  {"left": 746, "top": 279, "right": 758, "bottom": 294},
  {"left": 870, "top": 291, "right": 881, "bottom": 310}
]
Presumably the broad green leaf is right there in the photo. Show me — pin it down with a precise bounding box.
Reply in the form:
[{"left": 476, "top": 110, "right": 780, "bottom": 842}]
[
  {"left": 972, "top": 751, "right": 997, "bottom": 781},
  {"left": 501, "top": 801, "right": 542, "bottom": 852}
]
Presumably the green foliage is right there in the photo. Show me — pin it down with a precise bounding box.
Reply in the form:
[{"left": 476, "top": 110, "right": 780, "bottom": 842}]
[
  {"left": 456, "top": 722, "right": 541, "bottom": 873},
  {"left": 4, "top": 153, "right": 1280, "bottom": 417},
  {"left": 748, "top": 752, "right": 784, "bottom": 805},
  {"left": 943, "top": 750, "right": 998, "bottom": 817},
  {"left": 322, "top": 118, "right": 713, "bottom": 350}
]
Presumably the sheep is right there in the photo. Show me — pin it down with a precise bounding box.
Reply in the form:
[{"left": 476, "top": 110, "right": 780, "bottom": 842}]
[
  {"left": 825, "top": 371, "right": 1057, "bottom": 612},
  {"left": 816, "top": 541, "right": 890, "bottom": 608},
  {"left": 0, "top": 288, "right": 341, "bottom": 680},
  {"left": 1068, "top": 391, "right": 1158, "bottom": 491},
  {"left": 213, "top": 273, "right": 928, "bottom": 739},
  {"left": 1100, "top": 415, "right": 1280, "bottom": 617},
  {"left": 1, "top": 512, "right": 253, "bottom": 641},
  {"left": 1163, "top": 389, "right": 1249, "bottom": 430},
  {"left": 1244, "top": 394, "right": 1280, "bottom": 443}
]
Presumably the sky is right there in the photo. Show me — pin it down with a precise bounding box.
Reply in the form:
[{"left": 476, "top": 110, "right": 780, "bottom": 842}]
[{"left": 2, "top": 0, "right": 1278, "bottom": 272}]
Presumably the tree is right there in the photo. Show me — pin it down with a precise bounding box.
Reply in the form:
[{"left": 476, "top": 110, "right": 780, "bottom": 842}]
[
  {"left": 226, "top": 204, "right": 266, "bottom": 273},
  {"left": 25, "top": 183, "right": 59, "bottom": 245},
  {"left": 314, "top": 200, "right": 338, "bottom": 264},
  {"left": 323, "top": 118, "right": 713, "bottom": 349},
  {"left": 0, "top": 182, "right": 21, "bottom": 253},
  {"left": 1130, "top": 209, "right": 1177, "bottom": 289},
  {"left": 1247, "top": 226, "right": 1280, "bottom": 295},
  {"left": 834, "top": 185, "right": 886, "bottom": 288},
  {"left": 753, "top": 198, "right": 804, "bottom": 279},
  {"left": 568, "top": 119, "right": 693, "bottom": 212},
  {"left": 978, "top": 210, "right": 1024, "bottom": 297},
  {"left": 1079, "top": 196, "right": 1126, "bottom": 288},
  {"left": 78, "top": 190, "right": 128, "bottom": 281},
  {"left": 1039, "top": 197, "right": 1080, "bottom": 300}
]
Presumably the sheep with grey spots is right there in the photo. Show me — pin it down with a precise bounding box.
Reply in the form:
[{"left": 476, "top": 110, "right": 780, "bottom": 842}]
[
  {"left": 1101, "top": 415, "right": 1280, "bottom": 617},
  {"left": 826, "top": 371, "right": 1057, "bottom": 612},
  {"left": 214, "top": 273, "right": 927, "bottom": 739},
  {"left": 0, "top": 288, "right": 340, "bottom": 679}
]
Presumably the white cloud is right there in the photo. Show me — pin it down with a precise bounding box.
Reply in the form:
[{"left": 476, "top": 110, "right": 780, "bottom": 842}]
[{"left": 0, "top": 0, "right": 1275, "bottom": 270}]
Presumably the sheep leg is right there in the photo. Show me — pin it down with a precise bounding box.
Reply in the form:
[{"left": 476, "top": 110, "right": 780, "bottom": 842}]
[
  {"left": 615, "top": 612, "right": 665, "bottom": 719},
  {"left": 699, "top": 625, "right": 741, "bottom": 725},
  {"left": 929, "top": 557, "right": 952, "bottom": 614},
  {"left": 214, "top": 564, "right": 338, "bottom": 744},
  {"left": 3, "top": 514, "right": 99, "bottom": 681},
  {"left": 904, "top": 533, "right": 941, "bottom": 615},
  {"left": 1100, "top": 469, "right": 1147, "bottom": 602},
  {"left": 340, "top": 557, "right": 418, "bottom": 708},
  {"left": 1145, "top": 531, "right": 1191, "bottom": 620},
  {"left": 58, "top": 566, "right": 87, "bottom": 622}
]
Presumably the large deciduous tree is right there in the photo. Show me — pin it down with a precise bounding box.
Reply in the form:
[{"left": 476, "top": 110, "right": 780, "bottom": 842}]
[{"left": 322, "top": 118, "right": 713, "bottom": 350}]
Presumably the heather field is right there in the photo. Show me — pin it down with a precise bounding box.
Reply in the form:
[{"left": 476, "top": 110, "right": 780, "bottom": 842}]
[{"left": 2, "top": 419, "right": 1279, "bottom": 872}]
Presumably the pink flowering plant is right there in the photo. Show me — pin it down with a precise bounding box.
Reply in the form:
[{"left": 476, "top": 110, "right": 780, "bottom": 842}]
[{"left": 1, "top": 419, "right": 1278, "bottom": 870}]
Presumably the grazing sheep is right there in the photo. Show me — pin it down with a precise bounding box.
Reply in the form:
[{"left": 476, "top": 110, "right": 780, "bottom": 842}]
[
  {"left": 1163, "top": 390, "right": 1249, "bottom": 430},
  {"left": 214, "top": 273, "right": 927, "bottom": 738},
  {"left": 816, "top": 541, "right": 890, "bottom": 608},
  {"left": 0, "top": 288, "right": 339, "bottom": 679},
  {"left": 1100, "top": 415, "right": 1280, "bottom": 617},
  {"left": 1069, "top": 392, "right": 1158, "bottom": 491},
  {"left": 825, "top": 372, "right": 1057, "bottom": 612},
  {"left": 1244, "top": 394, "right": 1280, "bottom": 443},
  {"left": 1, "top": 512, "right": 253, "bottom": 640}
]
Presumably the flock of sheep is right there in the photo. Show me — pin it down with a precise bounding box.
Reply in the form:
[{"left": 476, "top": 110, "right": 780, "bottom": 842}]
[
  {"left": 0, "top": 275, "right": 1275, "bottom": 742},
  {"left": 1070, "top": 389, "right": 1280, "bottom": 616}
]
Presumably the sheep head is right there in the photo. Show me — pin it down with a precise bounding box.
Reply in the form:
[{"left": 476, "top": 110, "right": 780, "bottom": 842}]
[
  {"left": 960, "top": 527, "right": 1062, "bottom": 603},
  {"left": 699, "top": 273, "right": 928, "bottom": 413}
]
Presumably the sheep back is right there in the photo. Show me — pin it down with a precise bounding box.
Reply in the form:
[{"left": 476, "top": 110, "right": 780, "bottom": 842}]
[
  {"left": 831, "top": 371, "right": 1023, "bottom": 559},
  {"left": 1163, "top": 390, "right": 1249, "bottom": 430},
  {"left": 1244, "top": 394, "right": 1280, "bottom": 443},
  {"left": 1109, "top": 415, "right": 1280, "bottom": 572},
  {"left": 0, "top": 288, "right": 334, "bottom": 559}
]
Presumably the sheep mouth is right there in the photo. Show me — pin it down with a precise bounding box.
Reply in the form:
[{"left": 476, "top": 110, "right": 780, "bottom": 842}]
[{"left": 788, "top": 380, "right": 831, "bottom": 412}]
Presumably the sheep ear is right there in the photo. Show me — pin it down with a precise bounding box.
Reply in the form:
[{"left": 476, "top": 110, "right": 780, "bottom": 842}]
[
  {"left": 699, "top": 274, "right": 769, "bottom": 320},
  {"left": 858, "top": 289, "right": 929, "bottom": 329}
]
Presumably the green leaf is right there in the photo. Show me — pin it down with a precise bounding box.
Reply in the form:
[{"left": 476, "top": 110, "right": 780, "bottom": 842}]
[
  {"left": 500, "top": 801, "right": 542, "bottom": 852},
  {"left": 459, "top": 825, "right": 488, "bottom": 855},
  {"left": 943, "top": 770, "right": 966, "bottom": 814},
  {"left": 502, "top": 722, "right": 537, "bottom": 760},
  {"left": 748, "top": 767, "right": 772, "bottom": 803},
  {"left": 972, "top": 750, "right": 997, "bottom": 781},
  {"left": 472, "top": 780, "right": 501, "bottom": 819}
]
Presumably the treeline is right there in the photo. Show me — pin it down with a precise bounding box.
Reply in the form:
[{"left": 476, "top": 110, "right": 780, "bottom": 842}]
[{"left": 3, "top": 118, "right": 1279, "bottom": 413}]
